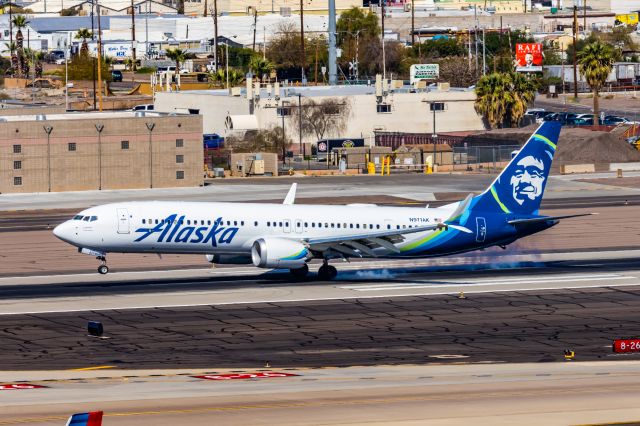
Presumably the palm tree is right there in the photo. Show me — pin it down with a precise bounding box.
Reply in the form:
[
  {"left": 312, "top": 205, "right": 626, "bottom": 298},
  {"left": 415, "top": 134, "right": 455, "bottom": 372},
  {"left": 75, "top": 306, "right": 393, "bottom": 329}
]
[
  {"left": 34, "top": 51, "right": 44, "bottom": 78},
  {"left": 474, "top": 72, "right": 511, "bottom": 129},
  {"left": 12, "top": 15, "right": 28, "bottom": 78},
  {"left": 577, "top": 40, "right": 616, "bottom": 125},
  {"left": 5, "top": 42, "right": 17, "bottom": 76},
  {"left": 75, "top": 28, "right": 93, "bottom": 57},
  {"left": 249, "top": 56, "right": 275, "bottom": 81},
  {"left": 475, "top": 72, "right": 537, "bottom": 128},
  {"left": 507, "top": 72, "right": 538, "bottom": 127},
  {"left": 165, "top": 48, "right": 186, "bottom": 75}
]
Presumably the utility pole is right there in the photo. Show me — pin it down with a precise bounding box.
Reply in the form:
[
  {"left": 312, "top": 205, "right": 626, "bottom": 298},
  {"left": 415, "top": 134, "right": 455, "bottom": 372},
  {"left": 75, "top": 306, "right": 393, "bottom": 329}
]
[
  {"left": 573, "top": 4, "right": 578, "bottom": 99},
  {"left": 213, "top": 0, "right": 218, "bottom": 70},
  {"left": 482, "top": 27, "right": 486, "bottom": 75},
  {"left": 203, "top": 0, "right": 207, "bottom": 17},
  {"left": 300, "top": 0, "right": 305, "bottom": 82},
  {"left": 97, "top": 0, "right": 103, "bottom": 111},
  {"left": 91, "top": 0, "right": 96, "bottom": 110},
  {"left": 583, "top": 0, "right": 587, "bottom": 34},
  {"left": 252, "top": 7, "right": 257, "bottom": 51},
  {"left": 328, "top": 0, "right": 337, "bottom": 85},
  {"left": 131, "top": 0, "right": 136, "bottom": 71},
  {"left": 381, "top": 0, "right": 386, "bottom": 79},
  {"left": 9, "top": 1, "right": 12, "bottom": 47},
  {"left": 411, "top": 0, "right": 415, "bottom": 45}
]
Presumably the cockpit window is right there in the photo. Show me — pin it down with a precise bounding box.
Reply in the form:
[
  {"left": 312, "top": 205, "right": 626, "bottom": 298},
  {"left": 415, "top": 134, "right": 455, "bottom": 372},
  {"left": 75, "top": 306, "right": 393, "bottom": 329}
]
[
  {"left": 73, "top": 215, "right": 83, "bottom": 220},
  {"left": 83, "top": 216, "right": 90, "bottom": 221},
  {"left": 90, "top": 216, "right": 98, "bottom": 222}
]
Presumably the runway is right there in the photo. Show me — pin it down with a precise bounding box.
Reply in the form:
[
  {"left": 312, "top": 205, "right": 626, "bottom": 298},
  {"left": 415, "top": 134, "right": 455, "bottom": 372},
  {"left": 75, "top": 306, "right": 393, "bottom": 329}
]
[{"left": 2, "top": 253, "right": 640, "bottom": 371}]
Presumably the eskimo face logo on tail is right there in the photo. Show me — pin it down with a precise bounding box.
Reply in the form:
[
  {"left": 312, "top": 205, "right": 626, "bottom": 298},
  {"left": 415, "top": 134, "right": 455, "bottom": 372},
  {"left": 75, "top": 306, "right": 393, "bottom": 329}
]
[
  {"left": 510, "top": 155, "right": 545, "bottom": 205},
  {"left": 134, "top": 214, "right": 239, "bottom": 247}
]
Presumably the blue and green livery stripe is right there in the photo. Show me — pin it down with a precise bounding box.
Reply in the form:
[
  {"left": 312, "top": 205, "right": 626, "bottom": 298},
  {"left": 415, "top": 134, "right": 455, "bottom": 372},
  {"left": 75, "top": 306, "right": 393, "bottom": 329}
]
[
  {"left": 400, "top": 228, "right": 446, "bottom": 252},
  {"left": 532, "top": 134, "right": 556, "bottom": 151},
  {"left": 490, "top": 186, "right": 511, "bottom": 214},
  {"left": 282, "top": 249, "right": 307, "bottom": 261}
]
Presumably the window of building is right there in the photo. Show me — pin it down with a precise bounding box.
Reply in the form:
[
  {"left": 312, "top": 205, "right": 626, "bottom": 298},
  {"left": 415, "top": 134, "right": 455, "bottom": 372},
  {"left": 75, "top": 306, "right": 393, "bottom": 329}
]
[
  {"left": 277, "top": 106, "right": 292, "bottom": 116},
  {"left": 376, "top": 104, "right": 392, "bottom": 113},
  {"left": 68, "top": 142, "right": 77, "bottom": 151},
  {"left": 13, "top": 144, "right": 21, "bottom": 154},
  {"left": 121, "top": 140, "right": 129, "bottom": 150},
  {"left": 13, "top": 176, "right": 22, "bottom": 186},
  {"left": 176, "top": 155, "right": 184, "bottom": 163},
  {"left": 176, "top": 138, "right": 184, "bottom": 147},
  {"left": 13, "top": 161, "right": 21, "bottom": 170},
  {"left": 176, "top": 170, "right": 185, "bottom": 180},
  {"left": 430, "top": 102, "right": 446, "bottom": 111}
]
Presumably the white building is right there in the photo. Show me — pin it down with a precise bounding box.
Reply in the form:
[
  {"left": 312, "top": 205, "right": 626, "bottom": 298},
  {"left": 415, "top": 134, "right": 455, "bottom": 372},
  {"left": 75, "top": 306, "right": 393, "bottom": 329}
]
[{"left": 154, "top": 83, "right": 485, "bottom": 148}]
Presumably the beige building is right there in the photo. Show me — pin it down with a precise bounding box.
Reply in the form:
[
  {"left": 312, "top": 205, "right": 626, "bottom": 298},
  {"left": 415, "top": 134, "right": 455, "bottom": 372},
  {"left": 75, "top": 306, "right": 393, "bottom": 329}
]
[
  {"left": 0, "top": 112, "right": 203, "bottom": 194},
  {"left": 155, "top": 83, "right": 485, "bottom": 152}
]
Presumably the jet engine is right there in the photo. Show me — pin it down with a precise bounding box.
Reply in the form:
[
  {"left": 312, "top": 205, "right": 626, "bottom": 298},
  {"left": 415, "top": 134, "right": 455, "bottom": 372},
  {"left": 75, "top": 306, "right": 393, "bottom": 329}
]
[
  {"left": 251, "top": 238, "right": 309, "bottom": 269},
  {"left": 205, "top": 254, "right": 252, "bottom": 264}
]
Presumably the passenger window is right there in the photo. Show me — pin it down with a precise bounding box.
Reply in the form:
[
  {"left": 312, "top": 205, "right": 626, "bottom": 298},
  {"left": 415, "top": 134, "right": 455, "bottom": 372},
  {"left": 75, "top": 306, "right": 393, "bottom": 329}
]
[
  {"left": 356, "top": 224, "right": 360, "bottom": 229},
  {"left": 377, "top": 225, "right": 380, "bottom": 229},
  {"left": 241, "top": 221, "right": 245, "bottom": 226},
  {"left": 397, "top": 225, "right": 400, "bottom": 229},
  {"left": 312, "top": 223, "right": 316, "bottom": 228},
  {"left": 279, "top": 222, "right": 283, "bottom": 227},
  {"left": 208, "top": 220, "right": 211, "bottom": 225},
  {"left": 349, "top": 224, "right": 353, "bottom": 229},
  {"left": 187, "top": 220, "right": 191, "bottom": 225},
  {"left": 234, "top": 221, "right": 237, "bottom": 226},
  {"left": 387, "top": 224, "right": 391, "bottom": 229},
  {"left": 337, "top": 223, "right": 340, "bottom": 228},
  {"left": 155, "top": 219, "right": 159, "bottom": 224},
  {"left": 142, "top": 219, "right": 146, "bottom": 224},
  {"left": 254, "top": 221, "right": 258, "bottom": 226},
  {"left": 226, "top": 221, "right": 230, "bottom": 226},
  {"left": 267, "top": 221, "right": 270, "bottom": 226}
]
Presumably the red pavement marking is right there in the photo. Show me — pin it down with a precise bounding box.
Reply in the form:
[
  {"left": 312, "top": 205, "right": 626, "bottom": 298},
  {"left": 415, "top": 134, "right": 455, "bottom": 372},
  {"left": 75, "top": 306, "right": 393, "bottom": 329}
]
[
  {"left": 192, "top": 372, "right": 299, "bottom": 381},
  {"left": 0, "top": 384, "right": 47, "bottom": 390}
]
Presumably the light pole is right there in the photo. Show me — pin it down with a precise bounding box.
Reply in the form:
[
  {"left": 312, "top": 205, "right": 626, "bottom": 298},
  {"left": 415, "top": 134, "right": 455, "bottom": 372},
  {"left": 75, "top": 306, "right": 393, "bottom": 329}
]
[
  {"left": 298, "top": 93, "right": 303, "bottom": 157},
  {"left": 146, "top": 122, "right": 155, "bottom": 188},
  {"left": 95, "top": 124, "right": 104, "bottom": 190},
  {"left": 43, "top": 125, "right": 53, "bottom": 192},
  {"left": 225, "top": 41, "right": 229, "bottom": 90},
  {"left": 430, "top": 102, "right": 437, "bottom": 169},
  {"left": 65, "top": 32, "right": 69, "bottom": 111}
]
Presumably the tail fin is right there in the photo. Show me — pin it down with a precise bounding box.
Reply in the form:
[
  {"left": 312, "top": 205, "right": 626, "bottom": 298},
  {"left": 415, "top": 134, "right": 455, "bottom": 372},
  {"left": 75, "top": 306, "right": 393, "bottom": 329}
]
[
  {"left": 66, "top": 411, "right": 103, "bottom": 426},
  {"left": 473, "top": 122, "right": 561, "bottom": 215}
]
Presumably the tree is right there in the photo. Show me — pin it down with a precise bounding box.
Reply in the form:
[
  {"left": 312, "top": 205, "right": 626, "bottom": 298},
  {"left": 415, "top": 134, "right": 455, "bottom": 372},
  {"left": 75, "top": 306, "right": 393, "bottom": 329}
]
[
  {"left": 5, "top": 42, "right": 17, "bottom": 76},
  {"left": 293, "top": 98, "right": 352, "bottom": 141},
  {"left": 207, "top": 68, "right": 245, "bottom": 88},
  {"left": 12, "top": 15, "right": 28, "bottom": 78},
  {"left": 225, "top": 127, "right": 292, "bottom": 156},
  {"left": 75, "top": 28, "right": 93, "bottom": 57},
  {"left": 33, "top": 51, "right": 44, "bottom": 78},
  {"left": 438, "top": 57, "right": 478, "bottom": 87},
  {"left": 336, "top": 7, "right": 379, "bottom": 75},
  {"left": 249, "top": 56, "right": 274, "bottom": 80},
  {"left": 475, "top": 72, "right": 537, "bottom": 129},
  {"left": 165, "top": 48, "right": 186, "bottom": 74},
  {"left": 577, "top": 40, "right": 616, "bottom": 124}
]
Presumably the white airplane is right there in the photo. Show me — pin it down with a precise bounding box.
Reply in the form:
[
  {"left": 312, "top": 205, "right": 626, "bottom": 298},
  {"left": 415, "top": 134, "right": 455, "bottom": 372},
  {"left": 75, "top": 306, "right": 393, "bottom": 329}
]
[{"left": 54, "top": 122, "right": 586, "bottom": 280}]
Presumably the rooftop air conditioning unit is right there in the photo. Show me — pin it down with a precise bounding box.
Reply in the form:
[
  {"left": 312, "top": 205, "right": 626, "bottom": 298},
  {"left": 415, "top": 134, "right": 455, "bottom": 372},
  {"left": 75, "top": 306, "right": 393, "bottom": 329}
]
[{"left": 280, "top": 6, "right": 291, "bottom": 16}]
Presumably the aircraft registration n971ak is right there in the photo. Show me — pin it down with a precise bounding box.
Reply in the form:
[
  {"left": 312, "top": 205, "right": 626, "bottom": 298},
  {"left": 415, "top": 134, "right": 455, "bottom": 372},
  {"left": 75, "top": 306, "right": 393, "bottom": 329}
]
[{"left": 53, "top": 122, "right": 589, "bottom": 280}]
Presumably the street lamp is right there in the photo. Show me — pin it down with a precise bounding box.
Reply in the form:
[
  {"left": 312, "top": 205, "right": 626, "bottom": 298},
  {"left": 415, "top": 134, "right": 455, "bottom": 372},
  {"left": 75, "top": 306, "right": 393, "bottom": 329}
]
[
  {"left": 146, "top": 122, "right": 155, "bottom": 188},
  {"left": 43, "top": 125, "right": 53, "bottom": 192},
  {"left": 95, "top": 124, "right": 104, "bottom": 190}
]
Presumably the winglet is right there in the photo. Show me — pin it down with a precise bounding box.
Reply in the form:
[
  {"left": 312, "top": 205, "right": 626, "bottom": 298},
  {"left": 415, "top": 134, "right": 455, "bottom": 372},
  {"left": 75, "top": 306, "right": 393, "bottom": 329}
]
[{"left": 283, "top": 183, "right": 297, "bottom": 205}]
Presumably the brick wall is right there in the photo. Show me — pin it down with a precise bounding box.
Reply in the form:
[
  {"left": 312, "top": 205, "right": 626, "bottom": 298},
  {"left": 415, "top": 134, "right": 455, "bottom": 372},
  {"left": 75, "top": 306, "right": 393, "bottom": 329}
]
[{"left": 0, "top": 114, "right": 203, "bottom": 193}]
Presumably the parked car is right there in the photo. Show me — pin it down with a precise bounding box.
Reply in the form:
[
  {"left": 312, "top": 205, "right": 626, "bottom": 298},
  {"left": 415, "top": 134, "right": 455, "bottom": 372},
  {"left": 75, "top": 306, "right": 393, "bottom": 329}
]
[
  {"left": 566, "top": 117, "right": 593, "bottom": 126},
  {"left": 131, "top": 104, "right": 154, "bottom": 112},
  {"left": 46, "top": 50, "right": 65, "bottom": 63},
  {"left": 111, "top": 70, "right": 123, "bottom": 82},
  {"left": 603, "top": 115, "right": 631, "bottom": 125}
]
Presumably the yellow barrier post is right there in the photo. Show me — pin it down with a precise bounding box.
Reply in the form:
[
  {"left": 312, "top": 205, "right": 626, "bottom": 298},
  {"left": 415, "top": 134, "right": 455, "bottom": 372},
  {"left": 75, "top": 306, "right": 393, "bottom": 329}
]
[{"left": 367, "top": 162, "right": 376, "bottom": 175}]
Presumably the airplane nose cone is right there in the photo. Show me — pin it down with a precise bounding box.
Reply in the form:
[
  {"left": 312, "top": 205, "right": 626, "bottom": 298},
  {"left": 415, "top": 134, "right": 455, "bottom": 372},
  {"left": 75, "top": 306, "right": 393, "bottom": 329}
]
[{"left": 53, "top": 221, "right": 73, "bottom": 244}]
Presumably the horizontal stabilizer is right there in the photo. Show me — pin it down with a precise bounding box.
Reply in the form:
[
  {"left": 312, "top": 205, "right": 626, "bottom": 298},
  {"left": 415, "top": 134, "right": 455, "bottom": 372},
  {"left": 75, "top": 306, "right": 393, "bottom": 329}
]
[{"left": 508, "top": 213, "right": 595, "bottom": 226}]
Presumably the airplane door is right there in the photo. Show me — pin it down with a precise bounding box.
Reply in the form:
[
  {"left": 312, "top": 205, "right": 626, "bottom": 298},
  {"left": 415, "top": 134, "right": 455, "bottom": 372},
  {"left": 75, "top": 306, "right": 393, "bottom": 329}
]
[
  {"left": 117, "top": 208, "right": 130, "bottom": 234},
  {"left": 283, "top": 219, "right": 291, "bottom": 233},
  {"left": 476, "top": 217, "right": 486, "bottom": 243},
  {"left": 294, "top": 219, "right": 303, "bottom": 233}
]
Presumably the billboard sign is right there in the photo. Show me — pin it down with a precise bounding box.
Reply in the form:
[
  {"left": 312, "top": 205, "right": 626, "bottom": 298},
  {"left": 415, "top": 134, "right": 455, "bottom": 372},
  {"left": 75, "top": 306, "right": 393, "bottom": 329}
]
[
  {"left": 515, "top": 43, "right": 543, "bottom": 72},
  {"left": 410, "top": 64, "right": 439, "bottom": 84}
]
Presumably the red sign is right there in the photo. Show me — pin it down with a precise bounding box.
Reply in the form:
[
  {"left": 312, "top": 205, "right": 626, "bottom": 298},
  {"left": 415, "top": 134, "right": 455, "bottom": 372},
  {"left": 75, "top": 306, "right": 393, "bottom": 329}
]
[
  {"left": 613, "top": 339, "right": 640, "bottom": 353},
  {"left": 515, "top": 43, "right": 543, "bottom": 71},
  {"left": 193, "top": 372, "right": 298, "bottom": 381},
  {"left": 0, "top": 384, "right": 47, "bottom": 390}
]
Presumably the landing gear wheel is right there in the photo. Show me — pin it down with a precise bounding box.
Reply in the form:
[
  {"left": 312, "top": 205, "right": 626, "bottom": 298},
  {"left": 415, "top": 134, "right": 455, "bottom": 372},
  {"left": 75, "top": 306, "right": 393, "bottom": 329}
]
[
  {"left": 290, "top": 264, "right": 309, "bottom": 279},
  {"left": 98, "top": 265, "right": 109, "bottom": 275},
  {"left": 318, "top": 264, "right": 338, "bottom": 280}
]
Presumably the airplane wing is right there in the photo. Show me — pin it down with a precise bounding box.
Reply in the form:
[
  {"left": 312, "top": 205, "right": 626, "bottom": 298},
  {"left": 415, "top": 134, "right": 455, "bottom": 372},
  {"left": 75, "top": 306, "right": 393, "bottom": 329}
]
[
  {"left": 304, "top": 222, "right": 471, "bottom": 257},
  {"left": 508, "top": 213, "right": 595, "bottom": 226}
]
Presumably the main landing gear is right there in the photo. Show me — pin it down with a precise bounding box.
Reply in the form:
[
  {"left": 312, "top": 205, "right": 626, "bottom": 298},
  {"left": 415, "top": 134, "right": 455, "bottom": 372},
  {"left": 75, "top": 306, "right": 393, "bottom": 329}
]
[
  {"left": 317, "top": 261, "right": 337, "bottom": 280},
  {"left": 289, "top": 264, "right": 309, "bottom": 279},
  {"left": 97, "top": 256, "right": 109, "bottom": 275}
]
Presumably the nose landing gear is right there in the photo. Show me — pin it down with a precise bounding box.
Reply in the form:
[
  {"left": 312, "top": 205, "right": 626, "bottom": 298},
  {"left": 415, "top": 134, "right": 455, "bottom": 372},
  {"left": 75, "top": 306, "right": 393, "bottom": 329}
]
[{"left": 97, "top": 256, "right": 109, "bottom": 275}]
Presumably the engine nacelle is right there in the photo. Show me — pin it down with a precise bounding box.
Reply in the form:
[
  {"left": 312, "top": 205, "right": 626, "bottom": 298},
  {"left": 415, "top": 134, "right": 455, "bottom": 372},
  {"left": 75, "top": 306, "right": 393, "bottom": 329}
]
[
  {"left": 251, "top": 238, "right": 309, "bottom": 269},
  {"left": 205, "top": 254, "right": 252, "bottom": 265}
]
